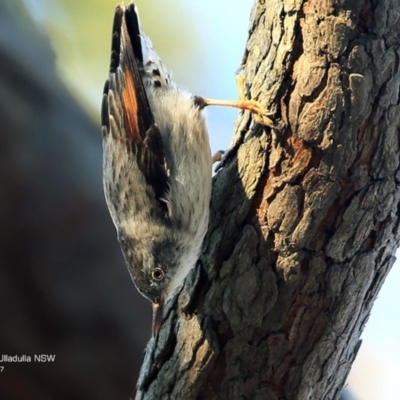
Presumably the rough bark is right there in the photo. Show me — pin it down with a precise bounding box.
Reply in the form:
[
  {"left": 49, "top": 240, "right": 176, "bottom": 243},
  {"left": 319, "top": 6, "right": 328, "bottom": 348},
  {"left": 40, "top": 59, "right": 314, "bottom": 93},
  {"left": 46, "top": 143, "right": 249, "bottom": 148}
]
[{"left": 136, "top": 1, "right": 400, "bottom": 399}]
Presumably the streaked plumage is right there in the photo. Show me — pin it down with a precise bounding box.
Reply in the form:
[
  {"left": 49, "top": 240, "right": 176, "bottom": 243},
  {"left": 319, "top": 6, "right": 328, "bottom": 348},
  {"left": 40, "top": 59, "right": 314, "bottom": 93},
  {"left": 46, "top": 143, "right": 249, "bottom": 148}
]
[{"left": 101, "top": 3, "right": 212, "bottom": 332}]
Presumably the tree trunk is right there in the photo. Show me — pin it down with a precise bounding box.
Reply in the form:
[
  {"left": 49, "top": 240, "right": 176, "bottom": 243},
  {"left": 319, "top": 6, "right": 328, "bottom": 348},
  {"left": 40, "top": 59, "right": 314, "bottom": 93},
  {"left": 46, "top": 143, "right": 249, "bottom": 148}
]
[{"left": 136, "top": 1, "right": 400, "bottom": 399}]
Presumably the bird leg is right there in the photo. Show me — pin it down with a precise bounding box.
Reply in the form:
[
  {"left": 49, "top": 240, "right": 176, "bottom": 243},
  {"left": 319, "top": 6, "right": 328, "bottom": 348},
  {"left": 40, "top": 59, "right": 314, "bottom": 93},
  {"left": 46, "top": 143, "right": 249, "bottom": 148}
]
[{"left": 194, "top": 75, "right": 282, "bottom": 129}]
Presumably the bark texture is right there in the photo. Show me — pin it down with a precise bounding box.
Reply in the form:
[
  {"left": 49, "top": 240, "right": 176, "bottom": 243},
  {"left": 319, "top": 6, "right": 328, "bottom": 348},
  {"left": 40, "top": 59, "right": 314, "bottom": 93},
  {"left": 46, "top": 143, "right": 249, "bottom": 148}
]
[{"left": 137, "top": 1, "right": 400, "bottom": 399}]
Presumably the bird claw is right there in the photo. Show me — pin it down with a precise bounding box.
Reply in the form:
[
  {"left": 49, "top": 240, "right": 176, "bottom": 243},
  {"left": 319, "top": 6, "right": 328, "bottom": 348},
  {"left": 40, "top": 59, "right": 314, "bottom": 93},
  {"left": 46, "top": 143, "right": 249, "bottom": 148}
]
[
  {"left": 235, "top": 75, "right": 283, "bottom": 129},
  {"left": 194, "top": 74, "right": 284, "bottom": 129},
  {"left": 212, "top": 150, "right": 225, "bottom": 164}
]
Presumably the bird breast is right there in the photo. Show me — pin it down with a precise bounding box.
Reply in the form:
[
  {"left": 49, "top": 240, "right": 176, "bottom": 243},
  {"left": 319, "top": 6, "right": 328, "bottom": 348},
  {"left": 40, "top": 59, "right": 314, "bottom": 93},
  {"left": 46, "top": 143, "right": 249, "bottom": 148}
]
[{"left": 148, "top": 88, "right": 212, "bottom": 241}]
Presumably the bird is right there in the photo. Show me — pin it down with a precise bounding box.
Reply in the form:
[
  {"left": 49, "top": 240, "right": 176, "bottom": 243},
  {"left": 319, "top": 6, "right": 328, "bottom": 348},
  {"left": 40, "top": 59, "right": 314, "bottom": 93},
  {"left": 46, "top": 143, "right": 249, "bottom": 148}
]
[
  {"left": 101, "top": 2, "right": 212, "bottom": 336},
  {"left": 101, "top": 1, "right": 281, "bottom": 336}
]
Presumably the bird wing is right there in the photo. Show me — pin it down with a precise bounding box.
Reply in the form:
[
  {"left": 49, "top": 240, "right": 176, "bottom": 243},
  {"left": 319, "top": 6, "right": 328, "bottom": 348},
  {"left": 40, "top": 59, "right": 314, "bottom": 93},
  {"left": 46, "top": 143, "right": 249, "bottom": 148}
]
[{"left": 101, "top": 4, "right": 169, "bottom": 222}]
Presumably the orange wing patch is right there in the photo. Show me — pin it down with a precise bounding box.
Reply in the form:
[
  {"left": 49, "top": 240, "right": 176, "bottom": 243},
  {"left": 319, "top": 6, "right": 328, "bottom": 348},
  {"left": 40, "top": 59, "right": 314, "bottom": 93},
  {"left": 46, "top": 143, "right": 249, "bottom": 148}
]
[{"left": 121, "top": 62, "right": 141, "bottom": 140}]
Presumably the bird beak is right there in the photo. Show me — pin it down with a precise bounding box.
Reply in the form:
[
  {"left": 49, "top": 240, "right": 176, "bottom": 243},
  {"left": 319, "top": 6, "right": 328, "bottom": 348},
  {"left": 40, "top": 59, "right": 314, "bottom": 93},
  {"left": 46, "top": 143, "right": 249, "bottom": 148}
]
[{"left": 152, "top": 298, "right": 163, "bottom": 337}]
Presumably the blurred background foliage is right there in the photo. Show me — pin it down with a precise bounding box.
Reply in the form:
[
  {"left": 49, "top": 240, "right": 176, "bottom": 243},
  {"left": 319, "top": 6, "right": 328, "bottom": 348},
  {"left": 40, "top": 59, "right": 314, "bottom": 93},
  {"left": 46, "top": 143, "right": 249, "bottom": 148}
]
[
  {"left": 1, "top": 0, "right": 399, "bottom": 399},
  {"left": 21, "top": 0, "right": 251, "bottom": 154}
]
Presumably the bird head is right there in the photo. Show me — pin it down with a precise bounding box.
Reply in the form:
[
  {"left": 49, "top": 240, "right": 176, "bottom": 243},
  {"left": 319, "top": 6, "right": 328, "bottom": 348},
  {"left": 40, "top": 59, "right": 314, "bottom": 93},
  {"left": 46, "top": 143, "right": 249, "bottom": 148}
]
[{"left": 118, "top": 226, "right": 196, "bottom": 335}]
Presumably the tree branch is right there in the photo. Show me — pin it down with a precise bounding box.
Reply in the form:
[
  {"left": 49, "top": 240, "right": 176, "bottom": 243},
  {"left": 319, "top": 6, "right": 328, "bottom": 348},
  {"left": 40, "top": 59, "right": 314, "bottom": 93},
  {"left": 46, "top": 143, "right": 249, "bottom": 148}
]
[{"left": 136, "top": 0, "right": 400, "bottom": 399}]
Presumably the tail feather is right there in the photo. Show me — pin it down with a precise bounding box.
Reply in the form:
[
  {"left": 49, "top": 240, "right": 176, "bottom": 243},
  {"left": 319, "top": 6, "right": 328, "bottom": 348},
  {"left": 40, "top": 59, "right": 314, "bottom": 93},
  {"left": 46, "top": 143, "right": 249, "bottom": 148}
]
[
  {"left": 102, "top": 2, "right": 170, "bottom": 217},
  {"left": 125, "top": 3, "right": 143, "bottom": 63},
  {"left": 109, "top": 6, "right": 123, "bottom": 73}
]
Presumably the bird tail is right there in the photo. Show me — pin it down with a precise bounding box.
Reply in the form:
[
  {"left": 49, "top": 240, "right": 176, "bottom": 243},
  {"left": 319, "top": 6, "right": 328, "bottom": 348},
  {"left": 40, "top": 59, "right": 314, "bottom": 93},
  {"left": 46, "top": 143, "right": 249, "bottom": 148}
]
[{"left": 124, "top": 2, "right": 144, "bottom": 63}]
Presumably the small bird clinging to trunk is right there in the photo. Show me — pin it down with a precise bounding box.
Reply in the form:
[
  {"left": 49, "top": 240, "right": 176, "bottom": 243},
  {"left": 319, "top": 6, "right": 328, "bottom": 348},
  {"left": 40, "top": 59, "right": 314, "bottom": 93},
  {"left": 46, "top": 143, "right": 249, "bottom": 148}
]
[{"left": 101, "top": 1, "right": 280, "bottom": 336}]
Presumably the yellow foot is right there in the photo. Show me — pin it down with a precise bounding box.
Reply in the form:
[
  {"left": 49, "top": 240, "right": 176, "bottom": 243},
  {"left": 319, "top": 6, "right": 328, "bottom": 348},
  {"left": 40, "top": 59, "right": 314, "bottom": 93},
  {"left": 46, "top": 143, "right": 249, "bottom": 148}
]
[{"left": 194, "top": 75, "right": 283, "bottom": 129}]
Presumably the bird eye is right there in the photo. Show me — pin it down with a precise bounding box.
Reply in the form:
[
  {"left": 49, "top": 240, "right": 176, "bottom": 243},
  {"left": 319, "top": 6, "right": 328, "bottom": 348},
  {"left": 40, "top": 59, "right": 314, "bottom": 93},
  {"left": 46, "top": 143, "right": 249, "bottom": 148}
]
[{"left": 152, "top": 268, "right": 165, "bottom": 281}]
